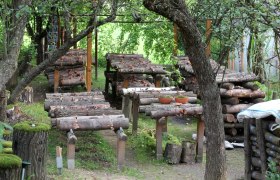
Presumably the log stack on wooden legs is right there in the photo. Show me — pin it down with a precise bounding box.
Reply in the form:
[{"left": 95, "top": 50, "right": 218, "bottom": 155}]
[{"left": 12, "top": 121, "right": 50, "bottom": 180}]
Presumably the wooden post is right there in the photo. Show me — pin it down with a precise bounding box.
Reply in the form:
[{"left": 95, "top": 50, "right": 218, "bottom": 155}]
[
  {"left": 132, "top": 95, "right": 140, "bottom": 135},
  {"left": 94, "top": 26, "right": 98, "bottom": 80},
  {"left": 86, "top": 32, "right": 92, "bottom": 92},
  {"left": 154, "top": 75, "right": 162, "bottom": 88},
  {"left": 256, "top": 119, "right": 267, "bottom": 179},
  {"left": 195, "top": 117, "right": 205, "bottom": 163},
  {"left": 173, "top": 23, "right": 178, "bottom": 56},
  {"left": 67, "top": 129, "right": 77, "bottom": 170},
  {"left": 116, "top": 128, "right": 127, "bottom": 170},
  {"left": 56, "top": 146, "right": 63, "bottom": 175},
  {"left": 205, "top": 19, "right": 212, "bottom": 58},
  {"left": 73, "top": 17, "right": 77, "bottom": 49},
  {"left": 54, "top": 69, "right": 59, "bottom": 93},
  {"left": 122, "top": 95, "right": 130, "bottom": 118},
  {"left": 57, "top": 15, "right": 60, "bottom": 48},
  {"left": 240, "top": 35, "right": 244, "bottom": 72},
  {"left": 155, "top": 117, "right": 167, "bottom": 159},
  {"left": 244, "top": 118, "right": 252, "bottom": 180}
]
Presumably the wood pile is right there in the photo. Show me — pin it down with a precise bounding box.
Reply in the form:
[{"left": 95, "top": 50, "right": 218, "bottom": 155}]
[
  {"left": 175, "top": 56, "right": 265, "bottom": 142},
  {"left": 45, "top": 49, "right": 87, "bottom": 87},
  {"left": 244, "top": 118, "right": 280, "bottom": 179}
]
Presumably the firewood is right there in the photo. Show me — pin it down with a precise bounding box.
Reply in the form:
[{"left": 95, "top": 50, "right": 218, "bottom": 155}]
[
  {"left": 121, "top": 87, "right": 177, "bottom": 95},
  {"left": 224, "top": 122, "right": 243, "bottom": 129},
  {"left": 225, "top": 128, "right": 238, "bottom": 136},
  {"left": 220, "top": 89, "right": 265, "bottom": 98},
  {"left": 225, "top": 135, "right": 244, "bottom": 142},
  {"left": 251, "top": 171, "right": 262, "bottom": 180},
  {"left": 46, "top": 91, "right": 103, "bottom": 98},
  {"left": 143, "top": 103, "right": 200, "bottom": 115},
  {"left": 222, "top": 104, "right": 252, "bottom": 114},
  {"left": 266, "top": 148, "right": 280, "bottom": 159},
  {"left": 223, "top": 114, "right": 237, "bottom": 123},
  {"left": 251, "top": 157, "right": 262, "bottom": 167},
  {"left": 150, "top": 106, "right": 203, "bottom": 119},
  {"left": 221, "top": 97, "right": 239, "bottom": 105},
  {"left": 265, "top": 131, "right": 280, "bottom": 146},
  {"left": 266, "top": 142, "right": 280, "bottom": 153},
  {"left": 241, "top": 82, "right": 259, "bottom": 91},
  {"left": 52, "top": 115, "right": 129, "bottom": 130},
  {"left": 106, "top": 53, "right": 144, "bottom": 61},
  {"left": 163, "top": 143, "right": 182, "bottom": 164},
  {"left": 220, "top": 83, "right": 235, "bottom": 90},
  {"left": 139, "top": 97, "right": 197, "bottom": 105},
  {"left": 180, "top": 141, "right": 195, "bottom": 164}
]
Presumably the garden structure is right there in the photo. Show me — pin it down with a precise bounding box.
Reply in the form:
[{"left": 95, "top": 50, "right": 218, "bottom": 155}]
[
  {"left": 176, "top": 56, "right": 266, "bottom": 142},
  {"left": 104, "top": 53, "right": 167, "bottom": 97},
  {"left": 121, "top": 87, "right": 204, "bottom": 162},
  {"left": 44, "top": 91, "right": 129, "bottom": 170}
]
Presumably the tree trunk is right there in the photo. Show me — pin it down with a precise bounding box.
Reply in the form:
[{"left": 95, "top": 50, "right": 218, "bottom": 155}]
[
  {"left": 0, "top": 168, "right": 21, "bottom": 180},
  {"left": 13, "top": 129, "right": 48, "bottom": 180},
  {"left": 143, "top": 1, "right": 226, "bottom": 179},
  {"left": 0, "top": 88, "right": 7, "bottom": 122}
]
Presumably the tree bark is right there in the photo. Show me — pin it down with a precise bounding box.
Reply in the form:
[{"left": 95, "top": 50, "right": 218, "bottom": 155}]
[
  {"left": 13, "top": 130, "right": 48, "bottom": 180},
  {"left": 8, "top": 0, "right": 118, "bottom": 103},
  {"left": 0, "top": 88, "right": 7, "bottom": 122},
  {"left": 143, "top": 1, "right": 226, "bottom": 179},
  {"left": 0, "top": 167, "right": 21, "bottom": 180}
]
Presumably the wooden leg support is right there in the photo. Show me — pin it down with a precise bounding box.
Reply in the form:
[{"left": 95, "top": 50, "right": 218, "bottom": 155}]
[
  {"left": 67, "top": 129, "right": 77, "bottom": 170},
  {"left": 132, "top": 95, "right": 139, "bottom": 135},
  {"left": 116, "top": 128, "right": 127, "bottom": 170},
  {"left": 156, "top": 117, "right": 167, "bottom": 159},
  {"left": 196, "top": 118, "right": 205, "bottom": 163},
  {"left": 122, "top": 95, "right": 130, "bottom": 118},
  {"left": 54, "top": 69, "right": 59, "bottom": 93},
  {"left": 244, "top": 118, "right": 252, "bottom": 180},
  {"left": 256, "top": 119, "right": 267, "bottom": 179}
]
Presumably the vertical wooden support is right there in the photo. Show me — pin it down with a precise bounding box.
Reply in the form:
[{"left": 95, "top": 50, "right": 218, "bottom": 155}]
[
  {"left": 132, "top": 94, "right": 140, "bottom": 135},
  {"left": 67, "top": 130, "right": 77, "bottom": 170},
  {"left": 244, "top": 118, "right": 252, "bottom": 180},
  {"left": 256, "top": 119, "right": 267, "bottom": 179},
  {"left": 122, "top": 95, "right": 130, "bottom": 118},
  {"left": 73, "top": 17, "right": 77, "bottom": 49},
  {"left": 195, "top": 117, "right": 205, "bottom": 163},
  {"left": 94, "top": 27, "right": 98, "bottom": 80},
  {"left": 127, "top": 98, "right": 133, "bottom": 120},
  {"left": 173, "top": 23, "right": 178, "bottom": 56},
  {"left": 60, "top": 27, "right": 65, "bottom": 46},
  {"left": 154, "top": 75, "right": 162, "bottom": 88},
  {"left": 116, "top": 128, "right": 127, "bottom": 170},
  {"left": 240, "top": 35, "right": 244, "bottom": 72},
  {"left": 57, "top": 15, "right": 61, "bottom": 48},
  {"left": 54, "top": 69, "right": 59, "bottom": 93},
  {"left": 123, "top": 78, "right": 129, "bottom": 88},
  {"left": 86, "top": 32, "right": 92, "bottom": 92},
  {"left": 155, "top": 117, "right": 167, "bottom": 159},
  {"left": 205, "top": 19, "right": 212, "bottom": 58}
]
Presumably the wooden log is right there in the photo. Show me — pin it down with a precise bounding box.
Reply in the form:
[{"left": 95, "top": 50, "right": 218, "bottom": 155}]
[
  {"left": 54, "top": 54, "right": 86, "bottom": 66},
  {"left": 220, "top": 82, "right": 235, "bottom": 90},
  {"left": 116, "top": 128, "right": 127, "bottom": 170},
  {"left": 13, "top": 123, "right": 49, "bottom": 180},
  {"left": 251, "top": 157, "right": 262, "bottom": 168},
  {"left": 49, "top": 104, "right": 111, "bottom": 117},
  {"left": 46, "top": 91, "right": 103, "bottom": 98},
  {"left": 256, "top": 120, "right": 267, "bottom": 179},
  {"left": 140, "top": 97, "right": 197, "bottom": 105},
  {"left": 252, "top": 145, "right": 260, "bottom": 157},
  {"left": 60, "top": 76, "right": 85, "bottom": 86},
  {"left": 251, "top": 171, "right": 262, "bottom": 180},
  {"left": 136, "top": 91, "right": 197, "bottom": 98},
  {"left": 150, "top": 106, "right": 203, "bottom": 119},
  {"left": 46, "top": 94, "right": 105, "bottom": 101},
  {"left": 53, "top": 115, "right": 129, "bottom": 130},
  {"left": 163, "top": 143, "right": 182, "bottom": 164},
  {"left": 67, "top": 130, "right": 77, "bottom": 170},
  {"left": 223, "top": 114, "right": 237, "bottom": 123},
  {"left": 118, "top": 67, "right": 167, "bottom": 74},
  {"left": 225, "top": 128, "right": 238, "bottom": 136},
  {"left": 180, "top": 141, "right": 195, "bottom": 164},
  {"left": 106, "top": 53, "right": 144, "bottom": 60},
  {"left": 224, "top": 122, "right": 244, "bottom": 129},
  {"left": 266, "top": 142, "right": 280, "bottom": 153},
  {"left": 222, "top": 104, "right": 252, "bottom": 114},
  {"left": 249, "top": 98, "right": 265, "bottom": 104},
  {"left": 0, "top": 154, "right": 22, "bottom": 180},
  {"left": 241, "top": 82, "right": 259, "bottom": 91},
  {"left": 52, "top": 108, "right": 121, "bottom": 118},
  {"left": 121, "top": 87, "right": 177, "bottom": 95},
  {"left": 266, "top": 148, "right": 280, "bottom": 159},
  {"left": 221, "top": 97, "right": 239, "bottom": 105},
  {"left": 220, "top": 88, "right": 265, "bottom": 98},
  {"left": 65, "top": 49, "right": 87, "bottom": 56},
  {"left": 44, "top": 100, "right": 108, "bottom": 111},
  {"left": 216, "top": 72, "right": 259, "bottom": 83},
  {"left": 143, "top": 103, "right": 200, "bottom": 115},
  {"left": 265, "top": 131, "right": 280, "bottom": 146}
]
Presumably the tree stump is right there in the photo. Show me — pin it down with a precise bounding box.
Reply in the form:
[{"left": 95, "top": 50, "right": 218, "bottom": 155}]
[
  {"left": 0, "top": 88, "right": 7, "bottom": 121},
  {"left": 18, "top": 86, "right": 33, "bottom": 104},
  {"left": 181, "top": 141, "right": 196, "bottom": 164},
  {"left": 13, "top": 121, "right": 50, "bottom": 180},
  {"left": 163, "top": 143, "right": 182, "bottom": 164},
  {"left": 0, "top": 154, "right": 22, "bottom": 180}
]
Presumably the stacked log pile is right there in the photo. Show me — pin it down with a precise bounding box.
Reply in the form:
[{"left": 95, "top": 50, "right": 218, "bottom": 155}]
[
  {"left": 45, "top": 49, "right": 87, "bottom": 87},
  {"left": 244, "top": 118, "right": 280, "bottom": 179},
  {"left": 105, "top": 53, "right": 167, "bottom": 95},
  {"left": 175, "top": 56, "right": 265, "bottom": 142}
]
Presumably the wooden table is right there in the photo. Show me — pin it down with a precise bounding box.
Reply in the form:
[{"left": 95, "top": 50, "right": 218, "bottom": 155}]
[{"left": 105, "top": 53, "right": 167, "bottom": 96}]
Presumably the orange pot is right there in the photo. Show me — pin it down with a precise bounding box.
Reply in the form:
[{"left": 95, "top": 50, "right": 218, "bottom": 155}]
[
  {"left": 158, "top": 97, "right": 173, "bottom": 104},
  {"left": 175, "top": 97, "right": 188, "bottom": 104}
]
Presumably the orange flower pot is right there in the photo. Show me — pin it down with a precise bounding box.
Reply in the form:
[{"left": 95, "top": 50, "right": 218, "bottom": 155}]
[
  {"left": 158, "top": 97, "right": 173, "bottom": 104},
  {"left": 175, "top": 97, "right": 188, "bottom": 104}
]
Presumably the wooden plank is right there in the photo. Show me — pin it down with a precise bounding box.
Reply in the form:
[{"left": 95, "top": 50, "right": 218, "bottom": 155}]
[
  {"left": 244, "top": 118, "right": 252, "bottom": 180},
  {"left": 256, "top": 119, "right": 267, "bottom": 179},
  {"left": 86, "top": 32, "right": 92, "bottom": 92}
]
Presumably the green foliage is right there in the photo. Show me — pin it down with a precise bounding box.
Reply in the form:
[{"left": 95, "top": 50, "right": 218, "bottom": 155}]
[
  {"left": 2, "top": 140, "right": 12, "bottom": 148},
  {"left": 266, "top": 160, "right": 280, "bottom": 180},
  {"left": 2, "top": 148, "right": 13, "bottom": 154},
  {"left": 13, "top": 121, "right": 50, "bottom": 132},
  {"left": 255, "top": 81, "right": 272, "bottom": 101},
  {"left": 0, "top": 154, "right": 22, "bottom": 169}
]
